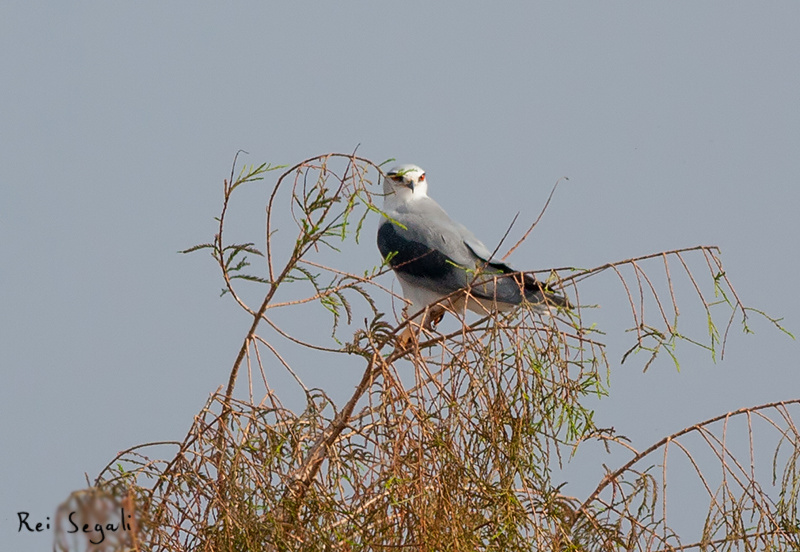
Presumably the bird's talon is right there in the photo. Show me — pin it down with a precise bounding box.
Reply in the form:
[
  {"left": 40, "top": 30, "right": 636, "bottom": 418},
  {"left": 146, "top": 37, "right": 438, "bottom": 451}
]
[
  {"left": 429, "top": 308, "right": 445, "bottom": 328},
  {"left": 396, "top": 327, "right": 416, "bottom": 349}
]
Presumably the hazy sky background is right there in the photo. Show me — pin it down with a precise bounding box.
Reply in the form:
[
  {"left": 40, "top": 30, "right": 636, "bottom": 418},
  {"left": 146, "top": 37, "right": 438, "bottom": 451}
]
[{"left": 2, "top": 3, "right": 799, "bottom": 549}]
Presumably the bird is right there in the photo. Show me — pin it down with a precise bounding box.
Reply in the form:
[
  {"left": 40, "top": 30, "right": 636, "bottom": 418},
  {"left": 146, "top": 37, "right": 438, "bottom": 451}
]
[{"left": 376, "top": 164, "right": 569, "bottom": 344}]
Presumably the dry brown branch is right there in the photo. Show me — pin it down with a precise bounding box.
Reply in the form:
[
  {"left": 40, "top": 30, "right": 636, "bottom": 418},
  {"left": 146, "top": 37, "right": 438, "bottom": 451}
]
[{"left": 69, "top": 153, "right": 796, "bottom": 551}]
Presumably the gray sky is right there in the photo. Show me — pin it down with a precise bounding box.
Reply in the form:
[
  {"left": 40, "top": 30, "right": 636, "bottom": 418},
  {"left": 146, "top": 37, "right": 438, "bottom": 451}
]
[{"left": 2, "top": 3, "right": 798, "bottom": 549}]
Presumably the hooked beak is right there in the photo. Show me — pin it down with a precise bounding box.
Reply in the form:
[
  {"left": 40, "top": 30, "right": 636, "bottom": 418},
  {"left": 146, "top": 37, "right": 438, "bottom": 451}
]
[{"left": 388, "top": 174, "right": 414, "bottom": 191}]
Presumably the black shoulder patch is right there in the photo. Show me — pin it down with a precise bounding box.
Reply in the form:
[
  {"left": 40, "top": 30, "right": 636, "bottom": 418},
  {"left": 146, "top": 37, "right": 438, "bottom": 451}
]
[{"left": 377, "top": 222, "right": 453, "bottom": 280}]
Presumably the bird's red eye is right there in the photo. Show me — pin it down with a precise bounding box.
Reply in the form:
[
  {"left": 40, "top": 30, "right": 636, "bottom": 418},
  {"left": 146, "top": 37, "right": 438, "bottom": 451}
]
[{"left": 419, "top": 174, "right": 426, "bottom": 182}]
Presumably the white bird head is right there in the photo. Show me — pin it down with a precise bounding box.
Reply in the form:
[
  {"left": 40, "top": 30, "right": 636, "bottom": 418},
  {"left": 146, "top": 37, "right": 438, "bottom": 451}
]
[{"left": 383, "top": 164, "right": 428, "bottom": 204}]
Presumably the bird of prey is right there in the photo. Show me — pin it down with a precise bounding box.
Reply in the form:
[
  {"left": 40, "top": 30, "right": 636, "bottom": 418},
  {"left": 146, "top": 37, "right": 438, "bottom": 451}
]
[{"left": 377, "top": 164, "right": 569, "bottom": 340}]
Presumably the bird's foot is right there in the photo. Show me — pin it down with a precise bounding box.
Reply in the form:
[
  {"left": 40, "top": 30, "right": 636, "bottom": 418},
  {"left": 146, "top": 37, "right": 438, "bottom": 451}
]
[
  {"left": 395, "top": 305, "right": 446, "bottom": 350},
  {"left": 428, "top": 306, "right": 445, "bottom": 328},
  {"left": 396, "top": 326, "right": 416, "bottom": 349}
]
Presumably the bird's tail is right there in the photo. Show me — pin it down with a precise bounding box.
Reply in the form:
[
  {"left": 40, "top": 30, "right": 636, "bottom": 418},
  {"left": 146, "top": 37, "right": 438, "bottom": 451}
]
[
  {"left": 467, "top": 271, "right": 571, "bottom": 312},
  {"left": 519, "top": 273, "right": 572, "bottom": 310}
]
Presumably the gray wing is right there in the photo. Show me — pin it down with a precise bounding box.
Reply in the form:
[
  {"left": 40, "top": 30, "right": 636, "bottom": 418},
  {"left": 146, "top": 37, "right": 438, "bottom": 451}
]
[
  {"left": 377, "top": 197, "right": 568, "bottom": 308},
  {"left": 378, "top": 216, "right": 475, "bottom": 297}
]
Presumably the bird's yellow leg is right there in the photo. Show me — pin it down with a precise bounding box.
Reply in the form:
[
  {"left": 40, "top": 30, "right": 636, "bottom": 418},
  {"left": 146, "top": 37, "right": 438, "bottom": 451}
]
[
  {"left": 397, "top": 326, "right": 416, "bottom": 349},
  {"left": 396, "top": 304, "right": 445, "bottom": 349}
]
